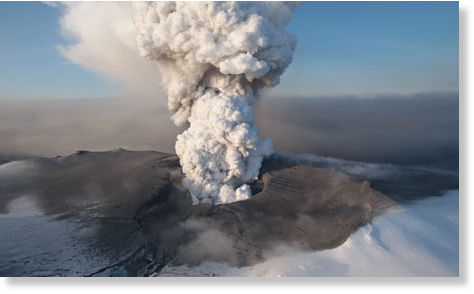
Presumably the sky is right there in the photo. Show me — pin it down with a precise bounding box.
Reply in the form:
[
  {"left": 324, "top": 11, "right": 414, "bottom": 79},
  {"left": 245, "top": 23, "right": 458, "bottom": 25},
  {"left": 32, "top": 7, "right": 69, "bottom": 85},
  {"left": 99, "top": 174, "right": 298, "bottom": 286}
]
[
  {"left": 0, "top": 2, "right": 118, "bottom": 98},
  {"left": 0, "top": 1, "right": 459, "bottom": 99}
]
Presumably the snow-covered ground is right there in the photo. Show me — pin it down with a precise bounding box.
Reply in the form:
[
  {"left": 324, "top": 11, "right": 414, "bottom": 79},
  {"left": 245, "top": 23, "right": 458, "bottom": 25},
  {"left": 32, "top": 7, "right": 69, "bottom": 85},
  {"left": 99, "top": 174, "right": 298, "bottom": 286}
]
[{"left": 160, "top": 190, "right": 459, "bottom": 277}]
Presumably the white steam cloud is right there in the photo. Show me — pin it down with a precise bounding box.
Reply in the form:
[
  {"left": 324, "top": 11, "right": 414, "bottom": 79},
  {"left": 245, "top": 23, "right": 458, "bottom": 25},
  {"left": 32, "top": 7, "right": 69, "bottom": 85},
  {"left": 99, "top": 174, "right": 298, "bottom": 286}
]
[
  {"left": 56, "top": 2, "right": 296, "bottom": 204},
  {"left": 133, "top": 2, "right": 297, "bottom": 204},
  {"left": 58, "top": 2, "right": 163, "bottom": 97}
]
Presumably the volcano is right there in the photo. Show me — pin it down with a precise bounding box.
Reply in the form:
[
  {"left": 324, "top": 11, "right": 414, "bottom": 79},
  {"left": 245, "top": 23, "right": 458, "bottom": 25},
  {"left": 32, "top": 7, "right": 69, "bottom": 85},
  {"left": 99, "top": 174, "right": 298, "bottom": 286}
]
[{"left": 0, "top": 149, "right": 400, "bottom": 276}]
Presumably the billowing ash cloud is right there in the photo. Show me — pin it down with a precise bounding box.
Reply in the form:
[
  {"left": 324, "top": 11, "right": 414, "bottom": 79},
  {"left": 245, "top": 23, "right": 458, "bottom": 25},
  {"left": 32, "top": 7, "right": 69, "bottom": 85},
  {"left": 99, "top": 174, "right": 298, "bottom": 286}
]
[{"left": 133, "top": 2, "right": 297, "bottom": 204}]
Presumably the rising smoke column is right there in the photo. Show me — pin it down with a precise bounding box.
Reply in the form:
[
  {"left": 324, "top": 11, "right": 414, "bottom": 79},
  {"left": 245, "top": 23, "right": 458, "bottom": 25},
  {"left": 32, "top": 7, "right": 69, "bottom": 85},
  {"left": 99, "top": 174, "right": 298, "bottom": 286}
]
[{"left": 134, "top": 2, "right": 297, "bottom": 204}]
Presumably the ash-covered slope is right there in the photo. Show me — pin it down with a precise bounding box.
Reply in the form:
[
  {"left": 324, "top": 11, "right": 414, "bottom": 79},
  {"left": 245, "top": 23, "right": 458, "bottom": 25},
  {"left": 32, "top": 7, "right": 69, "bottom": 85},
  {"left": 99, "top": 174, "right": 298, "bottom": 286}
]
[
  {"left": 1, "top": 149, "right": 395, "bottom": 276},
  {"left": 0, "top": 150, "right": 184, "bottom": 276},
  {"left": 161, "top": 165, "right": 393, "bottom": 267}
]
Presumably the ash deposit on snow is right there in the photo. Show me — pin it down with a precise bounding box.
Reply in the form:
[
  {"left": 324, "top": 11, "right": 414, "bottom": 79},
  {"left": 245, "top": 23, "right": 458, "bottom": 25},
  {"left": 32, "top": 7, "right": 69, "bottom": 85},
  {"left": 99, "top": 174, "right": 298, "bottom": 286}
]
[
  {"left": 0, "top": 149, "right": 396, "bottom": 276},
  {"left": 134, "top": 2, "right": 297, "bottom": 204},
  {"left": 0, "top": 150, "right": 458, "bottom": 276},
  {"left": 159, "top": 190, "right": 459, "bottom": 277}
]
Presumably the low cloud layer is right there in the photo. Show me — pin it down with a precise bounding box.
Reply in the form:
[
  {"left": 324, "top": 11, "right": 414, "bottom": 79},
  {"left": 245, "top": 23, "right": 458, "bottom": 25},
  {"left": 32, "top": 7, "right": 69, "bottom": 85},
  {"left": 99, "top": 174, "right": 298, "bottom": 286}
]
[
  {"left": 256, "top": 92, "right": 459, "bottom": 169},
  {"left": 0, "top": 96, "right": 181, "bottom": 160},
  {"left": 0, "top": 92, "right": 458, "bottom": 170}
]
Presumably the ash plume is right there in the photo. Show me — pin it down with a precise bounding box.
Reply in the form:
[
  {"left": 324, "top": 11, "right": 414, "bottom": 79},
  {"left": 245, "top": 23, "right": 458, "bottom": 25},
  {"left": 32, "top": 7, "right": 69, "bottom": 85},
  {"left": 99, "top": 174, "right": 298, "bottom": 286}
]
[{"left": 134, "top": 2, "right": 297, "bottom": 204}]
